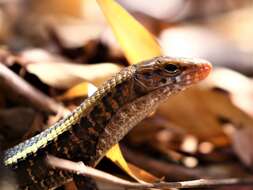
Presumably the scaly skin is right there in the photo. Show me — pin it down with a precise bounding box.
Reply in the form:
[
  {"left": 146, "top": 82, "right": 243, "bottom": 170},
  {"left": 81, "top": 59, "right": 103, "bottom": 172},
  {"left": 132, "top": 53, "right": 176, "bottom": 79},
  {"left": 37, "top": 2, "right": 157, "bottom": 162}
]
[{"left": 3, "top": 56, "right": 211, "bottom": 190}]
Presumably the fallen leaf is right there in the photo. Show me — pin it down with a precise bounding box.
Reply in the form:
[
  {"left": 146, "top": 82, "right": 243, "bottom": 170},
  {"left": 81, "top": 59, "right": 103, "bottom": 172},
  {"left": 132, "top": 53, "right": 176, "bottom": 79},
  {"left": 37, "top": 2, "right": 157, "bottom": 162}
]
[
  {"left": 20, "top": 48, "right": 66, "bottom": 63},
  {"left": 206, "top": 68, "right": 253, "bottom": 167},
  {"left": 232, "top": 126, "right": 253, "bottom": 167},
  {"left": 26, "top": 62, "right": 122, "bottom": 89},
  {"left": 97, "top": 0, "right": 162, "bottom": 64},
  {"left": 57, "top": 82, "right": 89, "bottom": 101},
  {"left": 127, "top": 163, "right": 159, "bottom": 183},
  {"left": 157, "top": 86, "right": 230, "bottom": 147},
  {"left": 106, "top": 144, "right": 158, "bottom": 183},
  {"left": 158, "top": 68, "right": 253, "bottom": 167},
  {"left": 208, "top": 68, "right": 253, "bottom": 116}
]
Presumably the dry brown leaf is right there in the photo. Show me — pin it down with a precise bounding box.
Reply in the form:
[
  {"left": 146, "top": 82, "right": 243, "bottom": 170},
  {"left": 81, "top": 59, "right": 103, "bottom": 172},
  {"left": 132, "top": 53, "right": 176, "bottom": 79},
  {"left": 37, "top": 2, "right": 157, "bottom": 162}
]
[
  {"left": 127, "top": 163, "right": 160, "bottom": 183},
  {"left": 26, "top": 62, "right": 122, "bottom": 89},
  {"left": 158, "top": 68, "right": 253, "bottom": 167},
  {"left": 206, "top": 68, "right": 253, "bottom": 167},
  {"left": 157, "top": 86, "right": 229, "bottom": 147},
  {"left": 208, "top": 68, "right": 253, "bottom": 116},
  {"left": 157, "top": 68, "right": 253, "bottom": 147},
  {"left": 232, "top": 127, "right": 253, "bottom": 167}
]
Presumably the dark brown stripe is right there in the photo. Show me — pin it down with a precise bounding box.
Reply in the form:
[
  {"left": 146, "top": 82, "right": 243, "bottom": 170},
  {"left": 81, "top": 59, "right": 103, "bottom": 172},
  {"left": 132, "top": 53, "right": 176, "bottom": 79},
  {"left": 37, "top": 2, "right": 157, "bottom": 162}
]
[
  {"left": 80, "top": 117, "right": 93, "bottom": 128},
  {"left": 102, "top": 94, "right": 119, "bottom": 114}
]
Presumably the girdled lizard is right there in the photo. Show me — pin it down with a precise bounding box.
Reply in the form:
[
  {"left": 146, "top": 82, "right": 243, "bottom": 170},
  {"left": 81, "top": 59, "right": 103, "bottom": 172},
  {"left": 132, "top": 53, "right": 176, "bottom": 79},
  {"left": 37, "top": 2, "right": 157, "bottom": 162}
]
[{"left": 3, "top": 56, "right": 211, "bottom": 190}]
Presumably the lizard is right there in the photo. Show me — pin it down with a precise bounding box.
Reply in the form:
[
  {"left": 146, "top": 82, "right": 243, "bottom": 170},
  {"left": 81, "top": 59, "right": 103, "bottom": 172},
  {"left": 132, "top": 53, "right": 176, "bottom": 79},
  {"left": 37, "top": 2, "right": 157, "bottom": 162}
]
[{"left": 3, "top": 56, "right": 212, "bottom": 190}]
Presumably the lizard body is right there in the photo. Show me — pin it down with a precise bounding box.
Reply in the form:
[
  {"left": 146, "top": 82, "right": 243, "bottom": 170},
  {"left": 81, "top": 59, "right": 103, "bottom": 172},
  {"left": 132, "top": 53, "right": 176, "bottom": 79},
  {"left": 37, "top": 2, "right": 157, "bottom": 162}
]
[{"left": 3, "top": 56, "right": 211, "bottom": 190}]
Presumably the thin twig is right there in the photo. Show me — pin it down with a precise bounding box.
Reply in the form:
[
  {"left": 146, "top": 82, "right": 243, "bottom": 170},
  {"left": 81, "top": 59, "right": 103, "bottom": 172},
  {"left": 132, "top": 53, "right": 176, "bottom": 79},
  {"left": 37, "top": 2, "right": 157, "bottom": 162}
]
[
  {"left": 121, "top": 146, "right": 250, "bottom": 180},
  {"left": 47, "top": 155, "right": 253, "bottom": 189},
  {"left": 0, "top": 63, "right": 67, "bottom": 114}
]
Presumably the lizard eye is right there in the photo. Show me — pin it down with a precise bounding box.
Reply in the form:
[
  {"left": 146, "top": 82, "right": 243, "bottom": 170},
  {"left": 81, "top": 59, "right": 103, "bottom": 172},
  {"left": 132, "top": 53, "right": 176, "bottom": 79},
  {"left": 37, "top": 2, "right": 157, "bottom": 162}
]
[{"left": 164, "top": 64, "right": 179, "bottom": 74}]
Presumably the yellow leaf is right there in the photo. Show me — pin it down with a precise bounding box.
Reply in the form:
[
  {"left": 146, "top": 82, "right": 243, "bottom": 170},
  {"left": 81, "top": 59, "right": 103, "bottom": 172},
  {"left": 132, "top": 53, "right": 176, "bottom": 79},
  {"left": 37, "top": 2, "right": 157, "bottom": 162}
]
[
  {"left": 106, "top": 144, "right": 158, "bottom": 183},
  {"left": 57, "top": 82, "right": 89, "bottom": 101},
  {"left": 97, "top": 0, "right": 162, "bottom": 64}
]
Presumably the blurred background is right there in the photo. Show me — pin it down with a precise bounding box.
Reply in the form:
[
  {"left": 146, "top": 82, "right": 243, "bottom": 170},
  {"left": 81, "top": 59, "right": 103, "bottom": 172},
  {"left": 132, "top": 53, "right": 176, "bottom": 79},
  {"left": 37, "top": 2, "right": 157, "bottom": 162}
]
[
  {"left": 1, "top": 0, "right": 253, "bottom": 72},
  {"left": 1, "top": 0, "right": 253, "bottom": 190}
]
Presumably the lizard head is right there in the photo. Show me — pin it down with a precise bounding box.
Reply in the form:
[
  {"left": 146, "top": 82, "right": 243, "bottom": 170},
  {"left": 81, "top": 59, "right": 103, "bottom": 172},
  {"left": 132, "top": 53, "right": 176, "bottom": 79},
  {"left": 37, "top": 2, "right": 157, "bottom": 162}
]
[{"left": 133, "top": 56, "right": 212, "bottom": 93}]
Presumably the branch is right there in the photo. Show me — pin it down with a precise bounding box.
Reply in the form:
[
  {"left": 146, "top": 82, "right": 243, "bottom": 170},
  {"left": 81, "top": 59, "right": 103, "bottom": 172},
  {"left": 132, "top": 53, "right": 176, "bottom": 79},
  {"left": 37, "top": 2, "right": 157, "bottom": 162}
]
[
  {"left": 46, "top": 155, "right": 253, "bottom": 189},
  {"left": 0, "top": 63, "right": 67, "bottom": 114}
]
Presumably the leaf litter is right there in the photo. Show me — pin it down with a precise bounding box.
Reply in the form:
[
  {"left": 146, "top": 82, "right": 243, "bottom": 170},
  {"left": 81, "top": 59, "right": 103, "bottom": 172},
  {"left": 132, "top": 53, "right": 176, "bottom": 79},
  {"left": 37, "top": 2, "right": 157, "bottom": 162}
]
[{"left": 1, "top": 0, "right": 253, "bottom": 189}]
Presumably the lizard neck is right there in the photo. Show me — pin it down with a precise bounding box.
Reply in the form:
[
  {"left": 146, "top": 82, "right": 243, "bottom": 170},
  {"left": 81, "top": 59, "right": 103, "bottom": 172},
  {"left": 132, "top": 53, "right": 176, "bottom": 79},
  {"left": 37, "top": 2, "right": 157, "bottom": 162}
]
[
  {"left": 92, "top": 85, "right": 175, "bottom": 166},
  {"left": 52, "top": 66, "right": 149, "bottom": 164}
]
